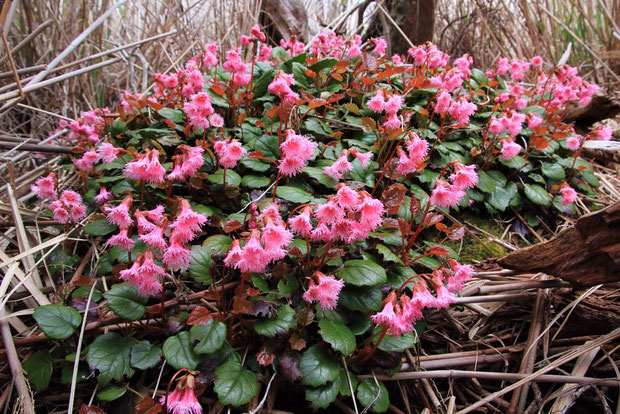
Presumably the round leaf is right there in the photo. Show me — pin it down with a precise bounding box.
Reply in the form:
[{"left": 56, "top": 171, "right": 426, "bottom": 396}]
[
  {"left": 339, "top": 260, "right": 387, "bottom": 286},
  {"left": 275, "top": 186, "right": 313, "bottom": 203},
  {"left": 339, "top": 285, "right": 383, "bottom": 312},
  {"left": 214, "top": 361, "right": 258, "bottom": 407},
  {"left": 189, "top": 245, "right": 214, "bottom": 285},
  {"left": 86, "top": 332, "right": 138, "bottom": 385},
  {"left": 356, "top": 378, "right": 390, "bottom": 413},
  {"left": 83, "top": 219, "right": 117, "bottom": 236},
  {"left": 23, "top": 350, "right": 53, "bottom": 391},
  {"left": 299, "top": 345, "right": 340, "bottom": 387},
  {"left": 33, "top": 304, "right": 82, "bottom": 340},
  {"left": 254, "top": 305, "right": 296, "bottom": 338},
  {"left": 103, "top": 283, "right": 148, "bottom": 321},
  {"left": 524, "top": 183, "right": 552, "bottom": 206},
  {"left": 190, "top": 320, "right": 227, "bottom": 354},
  {"left": 202, "top": 235, "right": 233, "bottom": 255},
  {"left": 305, "top": 380, "right": 339, "bottom": 409},
  {"left": 130, "top": 340, "right": 161, "bottom": 370},
  {"left": 97, "top": 386, "right": 127, "bottom": 402},
  {"left": 318, "top": 319, "right": 356, "bottom": 356},
  {"left": 162, "top": 332, "right": 201, "bottom": 370}
]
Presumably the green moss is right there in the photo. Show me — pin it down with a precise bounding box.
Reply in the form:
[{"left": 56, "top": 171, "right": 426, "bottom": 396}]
[{"left": 445, "top": 214, "right": 507, "bottom": 262}]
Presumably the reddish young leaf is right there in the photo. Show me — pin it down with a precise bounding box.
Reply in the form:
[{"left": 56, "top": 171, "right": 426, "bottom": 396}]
[
  {"left": 289, "top": 333, "right": 307, "bottom": 351},
  {"left": 381, "top": 183, "right": 408, "bottom": 215},
  {"left": 135, "top": 397, "right": 163, "bottom": 414},
  {"left": 187, "top": 306, "right": 213, "bottom": 326},
  {"left": 256, "top": 346, "right": 276, "bottom": 366}
]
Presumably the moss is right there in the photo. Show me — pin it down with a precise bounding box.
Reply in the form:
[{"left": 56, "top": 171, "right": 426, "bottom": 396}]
[{"left": 445, "top": 214, "right": 507, "bottom": 262}]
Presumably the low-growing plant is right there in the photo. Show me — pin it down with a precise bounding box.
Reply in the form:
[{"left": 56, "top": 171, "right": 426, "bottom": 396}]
[{"left": 26, "top": 26, "right": 607, "bottom": 412}]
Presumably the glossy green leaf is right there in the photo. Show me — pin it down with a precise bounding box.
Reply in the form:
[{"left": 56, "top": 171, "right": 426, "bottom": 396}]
[
  {"left": 299, "top": 345, "right": 340, "bottom": 387},
  {"left": 214, "top": 361, "right": 258, "bottom": 407},
  {"left": 524, "top": 183, "right": 552, "bottom": 206},
  {"left": 190, "top": 319, "right": 227, "bottom": 354},
  {"left": 23, "top": 350, "right": 53, "bottom": 391},
  {"left": 83, "top": 219, "right": 117, "bottom": 236},
  {"left": 33, "top": 304, "right": 81, "bottom": 340},
  {"left": 103, "top": 283, "right": 148, "bottom": 321},
  {"left": 130, "top": 340, "right": 161, "bottom": 370},
  {"left": 275, "top": 186, "right": 313, "bottom": 203},
  {"left": 189, "top": 245, "right": 214, "bottom": 285},
  {"left": 339, "top": 260, "right": 386, "bottom": 286},
  {"left": 356, "top": 378, "right": 390, "bottom": 413},
  {"left": 254, "top": 305, "right": 296, "bottom": 338},
  {"left": 162, "top": 332, "right": 201, "bottom": 370},
  {"left": 86, "top": 332, "right": 138, "bottom": 385},
  {"left": 318, "top": 319, "right": 356, "bottom": 356}
]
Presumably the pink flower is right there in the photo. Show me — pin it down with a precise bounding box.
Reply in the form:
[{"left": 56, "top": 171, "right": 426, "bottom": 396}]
[
  {"left": 560, "top": 186, "right": 577, "bottom": 205},
  {"left": 371, "top": 301, "right": 397, "bottom": 325},
  {"left": 278, "top": 130, "right": 317, "bottom": 177},
  {"left": 302, "top": 272, "right": 345, "bottom": 310},
  {"left": 527, "top": 114, "right": 544, "bottom": 129},
  {"left": 162, "top": 239, "right": 191, "bottom": 270},
  {"left": 236, "top": 232, "right": 268, "bottom": 273},
  {"left": 383, "top": 113, "right": 401, "bottom": 130},
  {"left": 489, "top": 118, "right": 505, "bottom": 136},
  {"left": 53, "top": 206, "right": 70, "bottom": 224},
  {"left": 160, "top": 374, "right": 202, "bottom": 414},
  {"left": 168, "top": 145, "right": 205, "bottom": 181},
  {"left": 593, "top": 126, "right": 612, "bottom": 141},
  {"left": 406, "top": 133, "right": 429, "bottom": 163},
  {"left": 224, "top": 239, "right": 243, "bottom": 268},
  {"left": 310, "top": 221, "right": 333, "bottom": 242},
  {"left": 449, "top": 163, "right": 478, "bottom": 190},
  {"left": 384, "top": 94, "right": 403, "bottom": 114},
  {"left": 261, "top": 223, "right": 293, "bottom": 251},
  {"left": 209, "top": 114, "right": 224, "bottom": 128},
  {"left": 74, "top": 150, "right": 100, "bottom": 171},
  {"left": 214, "top": 139, "right": 247, "bottom": 169},
  {"left": 94, "top": 185, "right": 113, "bottom": 205},
  {"left": 531, "top": 56, "right": 543, "bottom": 67},
  {"left": 288, "top": 207, "right": 313, "bottom": 236},
  {"left": 268, "top": 71, "right": 295, "bottom": 97},
  {"left": 396, "top": 147, "right": 418, "bottom": 176},
  {"left": 140, "top": 218, "right": 168, "bottom": 252},
  {"left": 500, "top": 139, "right": 522, "bottom": 160},
  {"left": 413, "top": 281, "right": 437, "bottom": 309},
  {"left": 60, "top": 190, "right": 82, "bottom": 207},
  {"left": 106, "top": 196, "right": 133, "bottom": 228},
  {"left": 105, "top": 228, "right": 135, "bottom": 251},
  {"left": 566, "top": 136, "right": 581, "bottom": 151},
  {"left": 70, "top": 204, "right": 87, "bottom": 222},
  {"left": 97, "top": 143, "right": 122, "bottom": 163},
  {"left": 121, "top": 251, "right": 165, "bottom": 297},
  {"left": 314, "top": 200, "right": 344, "bottom": 225},
  {"left": 350, "top": 150, "right": 373, "bottom": 168},
  {"left": 169, "top": 199, "right": 207, "bottom": 244},
  {"left": 433, "top": 283, "right": 457, "bottom": 309},
  {"left": 357, "top": 192, "right": 384, "bottom": 231},
  {"left": 448, "top": 98, "right": 477, "bottom": 125},
  {"left": 31, "top": 174, "right": 57, "bottom": 200},
  {"left": 336, "top": 185, "right": 360, "bottom": 210},
  {"left": 323, "top": 151, "right": 353, "bottom": 180},
  {"left": 435, "top": 91, "right": 452, "bottom": 114},
  {"left": 124, "top": 150, "right": 165, "bottom": 183},
  {"left": 430, "top": 181, "right": 466, "bottom": 208},
  {"left": 367, "top": 91, "right": 386, "bottom": 113},
  {"left": 372, "top": 38, "right": 387, "bottom": 56}
]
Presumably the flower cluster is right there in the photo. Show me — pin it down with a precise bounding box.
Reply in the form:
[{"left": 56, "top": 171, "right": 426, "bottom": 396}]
[{"left": 51, "top": 190, "right": 86, "bottom": 224}]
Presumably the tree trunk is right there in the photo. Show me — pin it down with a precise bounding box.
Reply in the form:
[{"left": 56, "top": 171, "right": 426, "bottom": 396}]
[{"left": 261, "top": 0, "right": 311, "bottom": 44}]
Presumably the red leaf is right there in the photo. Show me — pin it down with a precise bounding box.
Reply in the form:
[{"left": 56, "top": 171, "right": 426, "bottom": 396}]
[
  {"left": 256, "top": 346, "right": 276, "bottom": 366},
  {"left": 135, "top": 397, "right": 163, "bottom": 414},
  {"left": 79, "top": 405, "right": 105, "bottom": 414},
  {"left": 289, "top": 333, "right": 306, "bottom": 351},
  {"left": 381, "top": 183, "right": 408, "bottom": 215},
  {"left": 187, "top": 306, "right": 212, "bottom": 326}
]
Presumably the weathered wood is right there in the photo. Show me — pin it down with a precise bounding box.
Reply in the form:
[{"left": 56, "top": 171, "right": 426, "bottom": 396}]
[
  {"left": 564, "top": 95, "right": 620, "bottom": 132},
  {"left": 551, "top": 288, "right": 620, "bottom": 336},
  {"left": 261, "top": 0, "right": 311, "bottom": 43},
  {"left": 500, "top": 202, "right": 620, "bottom": 287},
  {"left": 581, "top": 140, "right": 620, "bottom": 164}
]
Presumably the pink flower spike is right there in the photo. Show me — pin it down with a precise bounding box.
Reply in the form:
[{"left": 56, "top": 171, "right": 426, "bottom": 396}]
[
  {"left": 97, "top": 143, "right": 122, "bottom": 163},
  {"left": 371, "top": 301, "right": 397, "bottom": 325},
  {"left": 159, "top": 374, "right": 202, "bottom": 414},
  {"left": 367, "top": 91, "right": 386, "bottom": 113},
  {"left": 169, "top": 199, "right": 207, "bottom": 244},
  {"left": 449, "top": 163, "right": 478, "bottom": 190},
  {"left": 430, "top": 181, "right": 466, "bottom": 209},
  {"left": 384, "top": 94, "right": 403, "bottom": 114},
  {"left": 566, "top": 136, "right": 581, "bottom": 151},
  {"left": 336, "top": 185, "right": 360, "bottom": 210},
  {"left": 500, "top": 139, "right": 522, "bottom": 161},
  {"left": 314, "top": 200, "right": 345, "bottom": 225},
  {"left": 560, "top": 186, "right": 577, "bottom": 205},
  {"left": 261, "top": 223, "right": 293, "bottom": 251},
  {"left": 214, "top": 139, "right": 247, "bottom": 169},
  {"left": 406, "top": 133, "right": 429, "bottom": 163},
  {"left": 224, "top": 239, "right": 243, "bottom": 268},
  {"left": 94, "top": 185, "right": 113, "bottom": 205},
  {"left": 139, "top": 219, "right": 168, "bottom": 252},
  {"left": 433, "top": 283, "right": 457, "bottom": 309},
  {"left": 105, "top": 228, "right": 135, "bottom": 251},
  {"left": 106, "top": 196, "right": 133, "bottom": 228},
  {"left": 162, "top": 239, "right": 191, "bottom": 270},
  {"left": 53, "top": 207, "right": 70, "bottom": 224},
  {"left": 236, "top": 231, "right": 268, "bottom": 273},
  {"left": 31, "top": 173, "right": 57, "bottom": 200},
  {"left": 288, "top": 207, "right": 313, "bottom": 236},
  {"left": 302, "top": 272, "right": 345, "bottom": 311},
  {"left": 351, "top": 150, "right": 373, "bottom": 168}
]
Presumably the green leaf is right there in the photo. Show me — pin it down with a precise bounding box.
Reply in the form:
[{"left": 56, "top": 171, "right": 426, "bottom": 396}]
[
  {"left": 356, "top": 379, "right": 390, "bottom": 413},
  {"left": 309, "top": 57, "right": 338, "bottom": 73},
  {"left": 189, "top": 245, "right": 214, "bottom": 285},
  {"left": 303, "top": 166, "right": 338, "bottom": 187},
  {"left": 111, "top": 179, "right": 135, "bottom": 194},
  {"left": 254, "top": 134, "right": 280, "bottom": 160},
  {"left": 103, "top": 283, "right": 148, "bottom": 321},
  {"left": 299, "top": 345, "right": 340, "bottom": 387},
  {"left": 162, "top": 332, "right": 201, "bottom": 370},
  {"left": 240, "top": 157, "right": 271, "bottom": 172},
  {"left": 130, "top": 340, "right": 161, "bottom": 370},
  {"left": 208, "top": 169, "right": 241, "bottom": 187},
  {"left": 318, "top": 319, "right": 356, "bottom": 356},
  {"left": 86, "top": 332, "right": 138, "bottom": 385},
  {"left": 71, "top": 286, "right": 103, "bottom": 302},
  {"left": 275, "top": 185, "right": 313, "bottom": 203},
  {"left": 339, "top": 285, "right": 383, "bottom": 312},
  {"left": 305, "top": 380, "right": 339, "bottom": 409},
  {"left": 476, "top": 170, "right": 496, "bottom": 193},
  {"left": 541, "top": 162, "right": 565, "bottom": 180},
  {"left": 277, "top": 272, "right": 300, "bottom": 296},
  {"left": 487, "top": 182, "right": 518, "bottom": 212},
  {"left": 202, "top": 235, "right": 232, "bottom": 255},
  {"left": 292, "top": 62, "right": 310, "bottom": 89},
  {"left": 33, "top": 304, "right": 81, "bottom": 340},
  {"left": 524, "top": 184, "right": 552, "bottom": 206},
  {"left": 374, "top": 244, "right": 403, "bottom": 264},
  {"left": 97, "top": 386, "right": 127, "bottom": 401},
  {"left": 373, "top": 330, "right": 417, "bottom": 352},
  {"left": 157, "top": 108, "right": 185, "bottom": 124},
  {"left": 190, "top": 320, "right": 227, "bottom": 354},
  {"left": 580, "top": 170, "right": 599, "bottom": 187},
  {"left": 254, "top": 305, "right": 296, "bottom": 338},
  {"left": 241, "top": 174, "right": 270, "bottom": 188},
  {"left": 339, "top": 260, "right": 386, "bottom": 286},
  {"left": 253, "top": 68, "right": 275, "bottom": 98},
  {"left": 83, "top": 219, "right": 116, "bottom": 236},
  {"left": 214, "top": 361, "right": 258, "bottom": 407},
  {"left": 23, "top": 350, "right": 53, "bottom": 391}
]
